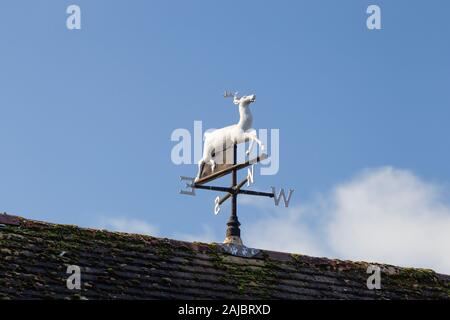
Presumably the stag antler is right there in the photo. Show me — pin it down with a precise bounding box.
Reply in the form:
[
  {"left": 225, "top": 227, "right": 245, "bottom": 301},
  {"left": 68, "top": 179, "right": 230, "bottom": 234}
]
[
  {"left": 224, "top": 91, "right": 240, "bottom": 105},
  {"left": 224, "top": 91, "right": 239, "bottom": 98}
]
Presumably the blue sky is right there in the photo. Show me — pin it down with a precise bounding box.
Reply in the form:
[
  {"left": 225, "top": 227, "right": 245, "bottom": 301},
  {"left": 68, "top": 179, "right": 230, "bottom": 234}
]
[{"left": 1, "top": 1, "right": 450, "bottom": 273}]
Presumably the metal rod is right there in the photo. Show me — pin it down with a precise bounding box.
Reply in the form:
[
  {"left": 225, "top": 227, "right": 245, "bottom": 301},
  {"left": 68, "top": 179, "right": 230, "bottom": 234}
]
[
  {"left": 218, "top": 193, "right": 232, "bottom": 206},
  {"left": 218, "top": 177, "right": 248, "bottom": 205},
  {"left": 192, "top": 183, "right": 274, "bottom": 199},
  {"left": 232, "top": 145, "right": 237, "bottom": 218},
  {"left": 225, "top": 144, "right": 241, "bottom": 243},
  {"left": 236, "top": 189, "right": 275, "bottom": 198},
  {"left": 191, "top": 185, "right": 234, "bottom": 193},
  {"left": 235, "top": 177, "right": 249, "bottom": 191}
]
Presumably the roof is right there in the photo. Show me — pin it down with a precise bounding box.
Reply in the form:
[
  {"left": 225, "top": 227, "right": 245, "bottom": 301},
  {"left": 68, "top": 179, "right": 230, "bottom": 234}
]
[{"left": 0, "top": 213, "right": 449, "bottom": 300}]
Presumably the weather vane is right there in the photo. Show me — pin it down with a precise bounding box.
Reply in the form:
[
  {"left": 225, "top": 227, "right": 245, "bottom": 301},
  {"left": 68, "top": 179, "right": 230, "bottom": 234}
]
[{"left": 180, "top": 91, "right": 294, "bottom": 255}]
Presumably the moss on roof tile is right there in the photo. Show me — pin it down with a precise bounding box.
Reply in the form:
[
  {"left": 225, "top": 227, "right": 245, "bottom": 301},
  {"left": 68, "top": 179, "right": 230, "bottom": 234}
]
[{"left": 0, "top": 214, "right": 448, "bottom": 300}]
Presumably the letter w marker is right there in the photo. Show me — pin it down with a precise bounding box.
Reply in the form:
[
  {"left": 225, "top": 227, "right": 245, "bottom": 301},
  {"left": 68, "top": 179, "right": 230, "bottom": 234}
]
[{"left": 271, "top": 187, "right": 294, "bottom": 208}]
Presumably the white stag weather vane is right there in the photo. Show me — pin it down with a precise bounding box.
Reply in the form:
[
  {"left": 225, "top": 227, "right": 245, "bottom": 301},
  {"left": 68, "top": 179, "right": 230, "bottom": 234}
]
[
  {"left": 180, "top": 91, "right": 294, "bottom": 253},
  {"left": 195, "top": 92, "right": 264, "bottom": 181}
]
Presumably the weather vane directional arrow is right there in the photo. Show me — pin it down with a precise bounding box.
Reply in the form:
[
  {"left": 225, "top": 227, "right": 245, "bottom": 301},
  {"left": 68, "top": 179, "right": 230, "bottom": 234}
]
[{"left": 180, "top": 91, "right": 294, "bottom": 250}]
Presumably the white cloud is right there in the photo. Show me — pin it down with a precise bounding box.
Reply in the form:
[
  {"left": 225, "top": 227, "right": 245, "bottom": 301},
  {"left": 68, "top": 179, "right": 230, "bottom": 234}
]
[
  {"left": 243, "top": 167, "right": 450, "bottom": 274},
  {"left": 174, "top": 224, "right": 221, "bottom": 243},
  {"left": 244, "top": 202, "right": 329, "bottom": 257},
  {"left": 98, "top": 217, "right": 159, "bottom": 236}
]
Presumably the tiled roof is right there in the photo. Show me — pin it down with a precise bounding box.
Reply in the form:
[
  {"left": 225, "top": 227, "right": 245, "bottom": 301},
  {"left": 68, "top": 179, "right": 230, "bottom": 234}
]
[{"left": 0, "top": 213, "right": 449, "bottom": 300}]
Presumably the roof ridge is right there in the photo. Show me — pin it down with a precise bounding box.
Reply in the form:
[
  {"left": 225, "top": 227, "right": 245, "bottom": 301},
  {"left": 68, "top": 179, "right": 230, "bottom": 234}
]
[
  {"left": 1, "top": 212, "right": 449, "bottom": 279},
  {"left": 1, "top": 212, "right": 449, "bottom": 299}
]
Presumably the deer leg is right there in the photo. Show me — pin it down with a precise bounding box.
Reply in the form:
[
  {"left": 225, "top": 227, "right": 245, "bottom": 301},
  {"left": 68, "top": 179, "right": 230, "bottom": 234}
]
[
  {"left": 195, "top": 159, "right": 205, "bottom": 182},
  {"left": 245, "top": 132, "right": 256, "bottom": 155},
  {"left": 246, "top": 139, "right": 255, "bottom": 156},
  {"left": 255, "top": 137, "right": 265, "bottom": 151},
  {"left": 209, "top": 159, "right": 216, "bottom": 173},
  {"left": 245, "top": 132, "right": 265, "bottom": 155}
]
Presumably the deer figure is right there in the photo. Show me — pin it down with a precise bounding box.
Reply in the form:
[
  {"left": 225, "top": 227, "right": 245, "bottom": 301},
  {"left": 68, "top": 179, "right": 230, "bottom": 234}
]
[{"left": 195, "top": 92, "right": 264, "bottom": 182}]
